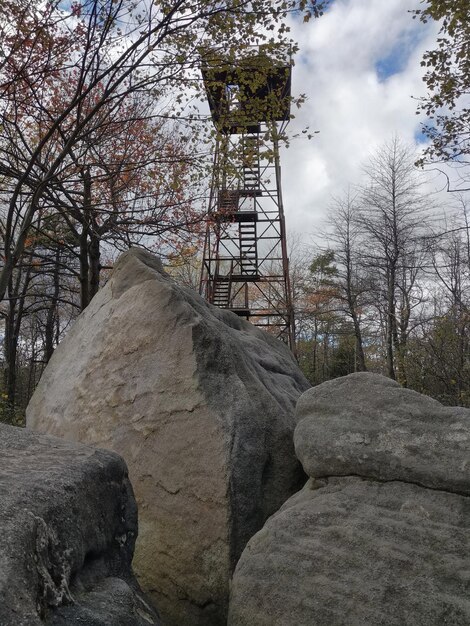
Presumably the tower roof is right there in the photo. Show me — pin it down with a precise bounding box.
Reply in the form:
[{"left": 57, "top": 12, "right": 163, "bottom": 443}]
[{"left": 201, "top": 46, "right": 292, "bottom": 134}]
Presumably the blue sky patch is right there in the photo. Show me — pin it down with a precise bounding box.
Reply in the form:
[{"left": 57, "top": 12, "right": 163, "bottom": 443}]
[
  {"left": 414, "top": 126, "right": 429, "bottom": 145},
  {"left": 375, "top": 26, "right": 424, "bottom": 83},
  {"left": 375, "top": 41, "right": 408, "bottom": 81}
]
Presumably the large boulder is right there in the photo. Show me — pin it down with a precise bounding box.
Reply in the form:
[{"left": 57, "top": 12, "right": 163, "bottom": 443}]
[
  {"left": 294, "top": 372, "right": 470, "bottom": 494},
  {"left": 229, "top": 373, "right": 470, "bottom": 625},
  {"left": 229, "top": 476, "right": 470, "bottom": 626},
  {"left": 27, "top": 248, "right": 309, "bottom": 626},
  {"left": 0, "top": 422, "right": 159, "bottom": 626}
]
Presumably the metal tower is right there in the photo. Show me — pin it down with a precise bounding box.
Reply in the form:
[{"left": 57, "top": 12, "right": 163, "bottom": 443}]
[{"left": 199, "top": 47, "right": 295, "bottom": 348}]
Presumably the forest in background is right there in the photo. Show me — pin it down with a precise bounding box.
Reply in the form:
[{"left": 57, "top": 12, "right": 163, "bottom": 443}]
[
  {"left": 0, "top": 0, "right": 468, "bottom": 422},
  {"left": 294, "top": 0, "right": 470, "bottom": 405},
  {"left": 292, "top": 136, "right": 470, "bottom": 406}
]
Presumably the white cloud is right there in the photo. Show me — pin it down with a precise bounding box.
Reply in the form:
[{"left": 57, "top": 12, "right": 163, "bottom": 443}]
[{"left": 280, "top": 0, "right": 442, "bottom": 238}]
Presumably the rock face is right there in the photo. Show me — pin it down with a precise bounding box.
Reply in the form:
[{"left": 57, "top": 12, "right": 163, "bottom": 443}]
[
  {"left": 27, "top": 248, "right": 309, "bottom": 626},
  {"left": 0, "top": 422, "right": 159, "bottom": 626},
  {"left": 294, "top": 372, "right": 470, "bottom": 495},
  {"left": 229, "top": 476, "right": 470, "bottom": 626},
  {"left": 229, "top": 373, "right": 470, "bottom": 626}
]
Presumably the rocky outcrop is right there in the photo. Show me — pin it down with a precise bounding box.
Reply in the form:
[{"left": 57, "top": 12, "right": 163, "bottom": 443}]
[
  {"left": 229, "top": 476, "right": 470, "bottom": 626},
  {"left": 27, "top": 248, "right": 309, "bottom": 626},
  {"left": 229, "top": 373, "right": 470, "bottom": 626},
  {"left": 0, "top": 422, "right": 159, "bottom": 626},
  {"left": 295, "top": 372, "right": 470, "bottom": 494}
]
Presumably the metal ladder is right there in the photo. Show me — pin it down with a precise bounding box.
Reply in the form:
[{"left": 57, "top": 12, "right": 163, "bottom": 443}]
[
  {"left": 241, "top": 135, "right": 260, "bottom": 195},
  {"left": 239, "top": 222, "right": 258, "bottom": 276},
  {"left": 212, "top": 276, "right": 231, "bottom": 308}
]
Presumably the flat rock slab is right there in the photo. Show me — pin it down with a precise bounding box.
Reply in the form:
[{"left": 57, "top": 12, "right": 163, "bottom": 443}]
[
  {"left": 0, "top": 423, "right": 159, "bottom": 626},
  {"left": 27, "top": 248, "right": 309, "bottom": 626},
  {"left": 295, "top": 372, "right": 470, "bottom": 493},
  {"left": 229, "top": 477, "right": 470, "bottom": 626}
]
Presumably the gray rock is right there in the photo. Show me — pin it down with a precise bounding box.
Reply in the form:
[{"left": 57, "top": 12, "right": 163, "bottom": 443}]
[
  {"left": 27, "top": 248, "right": 309, "bottom": 626},
  {"left": 0, "top": 422, "right": 159, "bottom": 626},
  {"left": 229, "top": 477, "right": 470, "bottom": 626},
  {"left": 295, "top": 372, "right": 470, "bottom": 494},
  {"left": 229, "top": 374, "right": 470, "bottom": 625}
]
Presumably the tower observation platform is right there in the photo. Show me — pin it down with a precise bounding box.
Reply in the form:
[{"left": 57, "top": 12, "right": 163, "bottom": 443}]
[{"left": 199, "top": 46, "right": 295, "bottom": 349}]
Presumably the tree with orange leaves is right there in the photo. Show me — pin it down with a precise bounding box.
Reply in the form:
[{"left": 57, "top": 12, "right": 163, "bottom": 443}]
[
  {"left": 0, "top": 0, "right": 321, "bottom": 421},
  {"left": 0, "top": 0, "right": 317, "bottom": 309}
]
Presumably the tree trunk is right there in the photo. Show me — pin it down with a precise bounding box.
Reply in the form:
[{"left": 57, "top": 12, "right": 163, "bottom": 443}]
[
  {"left": 79, "top": 226, "right": 90, "bottom": 310},
  {"left": 396, "top": 284, "right": 411, "bottom": 388},
  {"left": 4, "top": 294, "right": 17, "bottom": 409},
  {"left": 44, "top": 246, "right": 61, "bottom": 363},
  {"left": 3, "top": 259, "right": 32, "bottom": 410},
  {"left": 88, "top": 229, "right": 101, "bottom": 301},
  {"left": 352, "top": 312, "right": 367, "bottom": 371},
  {"left": 79, "top": 168, "right": 92, "bottom": 310},
  {"left": 386, "top": 267, "right": 396, "bottom": 380}
]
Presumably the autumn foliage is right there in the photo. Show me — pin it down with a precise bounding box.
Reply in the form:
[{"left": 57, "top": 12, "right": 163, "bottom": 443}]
[{"left": 0, "top": 0, "right": 317, "bottom": 419}]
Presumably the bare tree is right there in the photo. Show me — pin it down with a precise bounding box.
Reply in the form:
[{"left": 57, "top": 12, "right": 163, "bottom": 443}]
[
  {"left": 327, "top": 191, "right": 368, "bottom": 371},
  {"left": 420, "top": 200, "right": 470, "bottom": 403},
  {"left": 358, "top": 136, "right": 432, "bottom": 384}
]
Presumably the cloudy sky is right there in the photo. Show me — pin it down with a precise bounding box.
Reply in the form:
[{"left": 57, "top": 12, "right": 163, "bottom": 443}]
[{"left": 279, "top": 0, "right": 442, "bottom": 239}]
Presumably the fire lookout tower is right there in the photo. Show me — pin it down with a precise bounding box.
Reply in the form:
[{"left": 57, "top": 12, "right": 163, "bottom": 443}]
[{"left": 199, "top": 47, "right": 295, "bottom": 348}]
